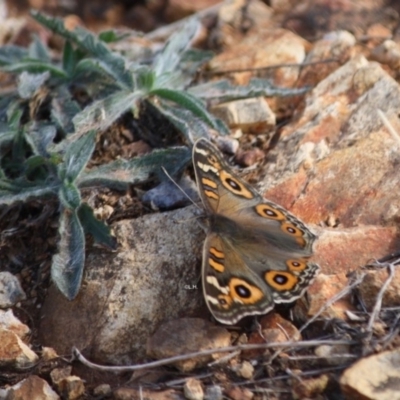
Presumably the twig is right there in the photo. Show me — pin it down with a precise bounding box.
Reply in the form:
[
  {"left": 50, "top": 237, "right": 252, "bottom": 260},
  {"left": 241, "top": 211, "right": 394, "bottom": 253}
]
[
  {"left": 165, "top": 373, "right": 213, "bottom": 387},
  {"left": 365, "top": 262, "right": 396, "bottom": 342},
  {"left": 242, "top": 365, "right": 348, "bottom": 386},
  {"left": 276, "top": 322, "right": 291, "bottom": 341},
  {"left": 72, "top": 339, "right": 356, "bottom": 373},
  {"left": 207, "top": 350, "right": 240, "bottom": 367},
  {"left": 206, "top": 59, "right": 340, "bottom": 76},
  {"left": 285, "top": 353, "right": 357, "bottom": 361},
  {"left": 380, "top": 313, "right": 400, "bottom": 351}
]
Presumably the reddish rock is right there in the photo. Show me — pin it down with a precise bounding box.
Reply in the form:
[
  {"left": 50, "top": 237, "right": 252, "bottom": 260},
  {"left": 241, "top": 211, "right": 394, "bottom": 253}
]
[
  {"left": 6, "top": 375, "right": 59, "bottom": 400},
  {"left": 147, "top": 318, "right": 231, "bottom": 372},
  {"left": 359, "top": 268, "right": 400, "bottom": 310}
]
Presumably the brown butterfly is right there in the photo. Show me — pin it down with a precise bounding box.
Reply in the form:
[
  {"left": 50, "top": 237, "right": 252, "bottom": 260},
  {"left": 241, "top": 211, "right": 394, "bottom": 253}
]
[{"left": 193, "top": 138, "right": 319, "bottom": 324}]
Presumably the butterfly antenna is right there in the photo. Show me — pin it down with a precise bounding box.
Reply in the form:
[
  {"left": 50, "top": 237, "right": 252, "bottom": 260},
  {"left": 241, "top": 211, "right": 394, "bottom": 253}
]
[{"left": 161, "top": 167, "right": 202, "bottom": 211}]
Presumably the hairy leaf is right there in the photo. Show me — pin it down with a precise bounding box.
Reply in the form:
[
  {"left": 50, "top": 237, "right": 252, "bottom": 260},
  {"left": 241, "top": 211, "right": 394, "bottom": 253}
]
[
  {"left": 51, "top": 91, "right": 81, "bottom": 135},
  {"left": 0, "top": 130, "right": 15, "bottom": 148},
  {"left": 0, "top": 180, "right": 56, "bottom": 205},
  {"left": 32, "top": 11, "right": 133, "bottom": 90},
  {"left": 153, "top": 18, "right": 200, "bottom": 77},
  {"left": 27, "top": 122, "right": 57, "bottom": 157},
  {"left": 78, "top": 146, "right": 191, "bottom": 189},
  {"left": 73, "top": 90, "right": 141, "bottom": 133},
  {"left": 59, "top": 181, "right": 82, "bottom": 210},
  {"left": 189, "top": 78, "right": 311, "bottom": 102},
  {"left": 62, "top": 41, "right": 77, "bottom": 78},
  {"left": 0, "top": 45, "right": 27, "bottom": 66},
  {"left": 7, "top": 106, "right": 24, "bottom": 129},
  {"left": 75, "top": 57, "right": 133, "bottom": 90},
  {"left": 98, "top": 30, "right": 130, "bottom": 43},
  {"left": 58, "top": 130, "right": 96, "bottom": 182},
  {"left": 29, "top": 35, "right": 51, "bottom": 62},
  {"left": 154, "top": 48, "right": 213, "bottom": 89},
  {"left": 151, "top": 89, "right": 229, "bottom": 135},
  {"left": 51, "top": 208, "right": 85, "bottom": 300},
  {"left": 0, "top": 59, "right": 68, "bottom": 78},
  {"left": 78, "top": 203, "right": 117, "bottom": 249},
  {"left": 152, "top": 100, "right": 210, "bottom": 144},
  {"left": 17, "top": 71, "right": 50, "bottom": 99}
]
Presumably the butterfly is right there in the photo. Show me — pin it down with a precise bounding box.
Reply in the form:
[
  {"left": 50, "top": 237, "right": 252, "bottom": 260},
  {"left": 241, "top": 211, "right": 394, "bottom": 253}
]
[{"left": 192, "top": 138, "right": 319, "bottom": 324}]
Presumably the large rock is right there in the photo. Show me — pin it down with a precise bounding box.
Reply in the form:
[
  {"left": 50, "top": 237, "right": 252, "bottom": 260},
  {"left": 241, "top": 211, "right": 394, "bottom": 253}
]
[{"left": 40, "top": 206, "right": 205, "bottom": 364}]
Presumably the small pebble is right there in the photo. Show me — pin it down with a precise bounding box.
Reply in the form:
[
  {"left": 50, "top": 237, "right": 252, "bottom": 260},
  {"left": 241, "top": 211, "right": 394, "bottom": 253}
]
[
  {"left": 236, "top": 360, "right": 254, "bottom": 379},
  {"left": 183, "top": 378, "right": 204, "bottom": 400}
]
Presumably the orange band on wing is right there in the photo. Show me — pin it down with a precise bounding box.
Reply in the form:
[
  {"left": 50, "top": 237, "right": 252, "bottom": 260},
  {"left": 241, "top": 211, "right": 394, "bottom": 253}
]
[
  {"left": 204, "top": 190, "right": 219, "bottom": 200},
  {"left": 209, "top": 247, "right": 225, "bottom": 259},
  {"left": 209, "top": 258, "right": 225, "bottom": 273},
  {"left": 201, "top": 177, "right": 218, "bottom": 189}
]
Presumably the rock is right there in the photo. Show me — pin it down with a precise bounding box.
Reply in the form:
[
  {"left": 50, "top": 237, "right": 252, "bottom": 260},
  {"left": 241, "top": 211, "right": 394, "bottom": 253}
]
[
  {"left": 340, "top": 348, "right": 400, "bottom": 400},
  {"left": 209, "top": 28, "right": 307, "bottom": 88},
  {"left": 183, "top": 378, "right": 204, "bottom": 400},
  {"left": 147, "top": 318, "right": 231, "bottom": 372},
  {"left": 298, "top": 30, "right": 356, "bottom": 87},
  {"left": 41, "top": 347, "right": 58, "bottom": 361},
  {"left": 359, "top": 268, "right": 400, "bottom": 310},
  {"left": 142, "top": 177, "right": 199, "bottom": 210},
  {"left": 216, "top": 0, "right": 273, "bottom": 49},
  {"left": 235, "top": 147, "right": 265, "bottom": 167},
  {"left": 214, "top": 136, "right": 239, "bottom": 155},
  {"left": 211, "top": 97, "right": 276, "bottom": 134},
  {"left": 6, "top": 375, "right": 59, "bottom": 400},
  {"left": 225, "top": 386, "right": 254, "bottom": 400},
  {"left": 164, "top": 0, "right": 221, "bottom": 22},
  {"left": 39, "top": 206, "right": 204, "bottom": 364},
  {"left": 248, "top": 313, "right": 301, "bottom": 356},
  {"left": 0, "top": 272, "right": 26, "bottom": 308},
  {"left": 303, "top": 272, "right": 353, "bottom": 320},
  {"left": 312, "top": 227, "right": 397, "bottom": 276},
  {"left": 57, "top": 376, "right": 85, "bottom": 400},
  {"left": 0, "top": 309, "right": 30, "bottom": 340},
  {"left": 371, "top": 39, "right": 400, "bottom": 69},
  {"left": 49, "top": 366, "right": 84, "bottom": 399},
  {"left": 315, "top": 344, "right": 352, "bottom": 366},
  {"left": 93, "top": 384, "right": 111, "bottom": 397},
  {"left": 113, "top": 387, "right": 178, "bottom": 400},
  {"left": 257, "top": 55, "right": 400, "bottom": 285},
  {"left": 50, "top": 366, "right": 72, "bottom": 389},
  {"left": 235, "top": 360, "right": 254, "bottom": 379},
  {"left": 204, "top": 385, "right": 223, "bottom": 400},
  {"left": 0, "top": 328, "right": 38, "bottom": 369},
  {"left": 291, "top": 374, "right": 329, "bottom": 399}
]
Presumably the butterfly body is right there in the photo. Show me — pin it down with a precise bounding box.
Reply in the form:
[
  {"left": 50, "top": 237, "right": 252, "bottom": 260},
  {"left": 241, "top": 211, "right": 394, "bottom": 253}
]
[{"left": 193, "top": 138, "right": 319, "bottom": 325}]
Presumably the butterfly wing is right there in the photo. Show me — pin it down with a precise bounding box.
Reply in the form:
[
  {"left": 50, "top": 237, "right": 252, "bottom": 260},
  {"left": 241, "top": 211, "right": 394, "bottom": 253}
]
[
  {"left": 193, "top": 138, "right": 319, "bottom": 324},
  {"left": 202, "top": 232, "right": 275, "bottom": 324}
]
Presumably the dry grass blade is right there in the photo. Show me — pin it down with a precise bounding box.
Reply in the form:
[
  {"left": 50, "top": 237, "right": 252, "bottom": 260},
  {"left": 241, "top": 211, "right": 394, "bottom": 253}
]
[
  {"left": 363, "top": 261, "right": 396, "bottom": 351},
  {"left": 72, "top": 339, "right": 357, "bottom": 373}
]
